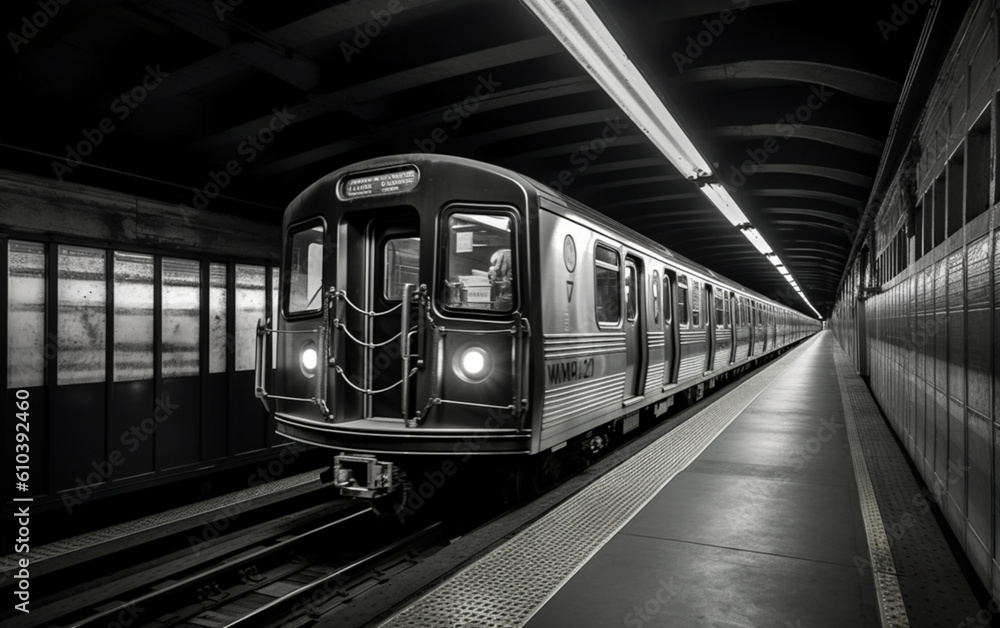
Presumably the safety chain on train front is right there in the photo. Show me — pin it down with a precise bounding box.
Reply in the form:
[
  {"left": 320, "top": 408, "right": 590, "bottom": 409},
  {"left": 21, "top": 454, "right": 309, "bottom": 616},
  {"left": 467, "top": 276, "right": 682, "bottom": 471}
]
[
  {"left": 334, "top": 366, "right": 419, "bottom": 395},
  {"left": 328, "top": 287, "right": 421, "bottom": 397},
  {"left": 331, "top": 289, "right": 403, "bottom": 317}
]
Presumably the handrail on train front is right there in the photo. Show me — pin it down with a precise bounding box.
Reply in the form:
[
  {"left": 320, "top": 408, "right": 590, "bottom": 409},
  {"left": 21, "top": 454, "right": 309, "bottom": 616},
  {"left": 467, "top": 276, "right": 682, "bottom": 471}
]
[{"left": 255, "top": 317, "right": 331, "bottom": 417}]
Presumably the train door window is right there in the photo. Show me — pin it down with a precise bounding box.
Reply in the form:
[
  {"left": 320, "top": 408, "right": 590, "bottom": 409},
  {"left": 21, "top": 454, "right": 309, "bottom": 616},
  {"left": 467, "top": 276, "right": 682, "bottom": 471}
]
[
  {"left": 8, "top": 240, "right": 46, "bottom": 388},
  {"left": 271, "top": 267, "right": 279, "bottom": 369},
  {"left": 662, "top": 274, "right": 673, "bottom": 324},
  {"left": 162, "top": 258, "right": 201, "bottom": 378},
  {"left": 384, "top": 237, "right": 420, "bottom": 300},
  {"left": 235, "top": 264, "right": 266, "bottom": 371},
  {"left": 625, "top": 263, "right": 637, "bottom": 321},
  {"left": 677, "top": 275, "right": 689, "bottom": 327},
  {"left": 287, "top": 223, "right": 325, "bottom": 315},
  {"left": 651, "top": 270, "right": 660, "bottom": 325},
  {"left": 113, "top": 251, "right": 154, "bottom": 382},
  {"left": 443, "top": 212, "right": 515, "bottom": 312},
  {"left": 690, "top": 279, "right": 701, "bottom": 327},
  {"left": 714, "top": 291, "right": 725, "bottom": 329},
  {"left": 57, "top": 245, "right": 107, "bottom": 385},
  {"left": 208, "top": 263, "right": 227, "bottom": 374},
  {"left": 594, "top": 243, "right": 621, "bottom": 325}
]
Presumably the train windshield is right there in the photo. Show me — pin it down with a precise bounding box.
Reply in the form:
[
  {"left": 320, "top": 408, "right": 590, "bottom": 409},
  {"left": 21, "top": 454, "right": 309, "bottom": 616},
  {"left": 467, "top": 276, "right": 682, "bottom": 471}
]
[
  {"left": 286, "top": 223, "right": 325, "bottom": 315},
  {"left": 442, "top": 212, "right": 515, "bottom": 312}
]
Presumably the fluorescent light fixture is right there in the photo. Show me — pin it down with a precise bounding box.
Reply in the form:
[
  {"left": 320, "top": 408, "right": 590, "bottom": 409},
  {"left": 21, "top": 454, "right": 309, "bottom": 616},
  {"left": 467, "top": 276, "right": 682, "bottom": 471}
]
[
  {"left": 741, "top": 227, "right": 773, "bottom": 255},
  {"left": 520, "top": 0, "right": 711, "bottom": 180},
  {"left": 700, "top": 183, "right": 749, "bottom": 226},
  {"left": 523, "top": 0, "right": 825, "bottom": 320}
]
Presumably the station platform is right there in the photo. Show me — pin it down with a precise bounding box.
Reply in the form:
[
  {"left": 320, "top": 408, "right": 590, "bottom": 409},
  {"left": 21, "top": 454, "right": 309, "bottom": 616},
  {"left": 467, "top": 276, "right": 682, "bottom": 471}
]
[{"left": 378, "top": 331, "right": 987, "bottom": 627}]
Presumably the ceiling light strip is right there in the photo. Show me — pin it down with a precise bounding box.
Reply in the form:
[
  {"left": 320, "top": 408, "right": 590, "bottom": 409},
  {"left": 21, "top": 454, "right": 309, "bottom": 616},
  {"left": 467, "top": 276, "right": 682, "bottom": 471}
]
[{"left": 522, "top": 0, "right": 822, "bottom": 319}]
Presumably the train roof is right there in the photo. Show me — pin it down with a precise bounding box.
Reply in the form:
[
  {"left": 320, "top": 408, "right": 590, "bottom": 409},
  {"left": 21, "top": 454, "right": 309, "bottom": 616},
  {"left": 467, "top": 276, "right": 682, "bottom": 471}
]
[{"left": 289, "top": 153, "right": 812, "bottom": 319}]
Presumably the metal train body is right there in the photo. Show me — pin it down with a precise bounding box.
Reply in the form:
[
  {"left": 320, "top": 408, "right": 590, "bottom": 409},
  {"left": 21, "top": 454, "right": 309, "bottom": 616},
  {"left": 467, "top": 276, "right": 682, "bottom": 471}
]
[{"left": 256, "top": 154, "right": 819, "bottom": 496}]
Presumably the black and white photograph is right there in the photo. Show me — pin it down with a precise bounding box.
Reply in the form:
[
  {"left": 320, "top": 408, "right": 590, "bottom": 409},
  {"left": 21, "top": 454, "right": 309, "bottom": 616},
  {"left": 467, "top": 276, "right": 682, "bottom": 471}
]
[{"left": 1, "top": 0, "right": 997, "bottom": 626}]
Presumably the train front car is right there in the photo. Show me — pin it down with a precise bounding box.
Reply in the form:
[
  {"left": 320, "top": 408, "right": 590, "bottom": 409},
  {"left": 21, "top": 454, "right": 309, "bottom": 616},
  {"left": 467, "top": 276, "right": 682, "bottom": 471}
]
[{"left": 255, "top": 155, "right": 534, "bottom": 498}]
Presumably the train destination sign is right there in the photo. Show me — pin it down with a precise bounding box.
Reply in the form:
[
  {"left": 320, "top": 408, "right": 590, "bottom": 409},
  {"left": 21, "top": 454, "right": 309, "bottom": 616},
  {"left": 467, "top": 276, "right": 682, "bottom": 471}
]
[{"left": 340, "top": 166, "right": 419, "bottom": 199}]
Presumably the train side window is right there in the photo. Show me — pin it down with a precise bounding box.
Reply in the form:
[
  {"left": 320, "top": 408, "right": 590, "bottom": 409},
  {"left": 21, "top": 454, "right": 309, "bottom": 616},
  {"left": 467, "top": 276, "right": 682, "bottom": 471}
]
[
  {"left": 443, "top": 212, "right": 515, "bottom": 312},
  {"left": 8, "top": 240, "right": 46, "bottom": 388},
  {"left": 113, "top": 251, "right": 154, "bottom": 382},
  {"left": 209, "top": 263, "right": 227, "bottom": 374},
  {"left": 58, "top": 245, "right": 107, "bottom": 385},
  {"left": 384, "top": 237, "right": 420, "bottom": 300},
  {"left": 162, "top": 258, "right": 201, "bottom": 378},
  {"left": 594, "top": 244, "right": 621, "bottom": 325},
  {"left": 625, "top": 264, "right": 637, "bottom": 322},
  {"left": 651, "top": 270, "right": 660, "bottom": 325},
  {"left": 662, "top": 274, "right": 672, "bottom": 325},
  {"left": 287, "top": 223, "right": 325, "bottom": 315},
  {"left": 235, "top": 264, "right": 265, "bottom": 372},
  {"left": 714, "top": 291, "right": 725, "bottom": 329},
  {"left": 690, "top": 279, "right": 701, "bottom": 327},
  {"left": 677, "top": 275, "right": 689, "bottom": 327}
]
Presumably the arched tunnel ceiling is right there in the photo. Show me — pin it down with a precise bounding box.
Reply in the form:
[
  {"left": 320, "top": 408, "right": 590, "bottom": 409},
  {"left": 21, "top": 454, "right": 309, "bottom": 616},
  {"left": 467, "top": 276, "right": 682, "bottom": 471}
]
[{"left": 1, "top": 0, "right": 969, "bottom": 315}]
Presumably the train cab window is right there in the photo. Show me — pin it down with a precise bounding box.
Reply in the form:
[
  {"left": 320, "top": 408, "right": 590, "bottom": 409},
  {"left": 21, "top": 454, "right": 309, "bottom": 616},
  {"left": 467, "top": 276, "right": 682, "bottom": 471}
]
[
  {"left": 8, "top": 240, "right": 46, "bottom": 388},
  {"left": 287, "top": 224, "right": 325, "bottom": 315},
  {"left": 58, "top": 245, "right": 107, "bottom": 385},
  {"left": 651, "top": 271, "right": 660, "bottom": 325},
  {"left": 384, "top": 237, "right": 420, "bottom": 300},
  {"left": 443, "top": 212, "right": 515, "bottom": 312},
  {"left": 677, "top": 275, "right": 689, "bottom": 327},
  {"left": 594, "top": 244, "right": 621, "bottom": 324},
  {"left": 625, "top": 264, "right": 637, "bottom": 322},
  {"left": 690, "top": 279, "right": 701, "bottom": 327}
]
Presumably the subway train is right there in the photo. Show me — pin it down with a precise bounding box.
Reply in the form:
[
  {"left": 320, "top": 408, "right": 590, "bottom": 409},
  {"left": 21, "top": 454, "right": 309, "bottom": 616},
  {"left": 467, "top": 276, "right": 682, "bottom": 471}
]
[{"left": 255, "top": 154, "right": 819, "bottom": 498}]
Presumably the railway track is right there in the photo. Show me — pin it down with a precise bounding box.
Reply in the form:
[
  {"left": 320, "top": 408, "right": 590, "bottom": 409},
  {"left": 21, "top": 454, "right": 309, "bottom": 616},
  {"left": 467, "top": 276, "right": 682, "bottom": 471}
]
[{"left": 29, "top": 503, "right": 446, "bottom": 628}]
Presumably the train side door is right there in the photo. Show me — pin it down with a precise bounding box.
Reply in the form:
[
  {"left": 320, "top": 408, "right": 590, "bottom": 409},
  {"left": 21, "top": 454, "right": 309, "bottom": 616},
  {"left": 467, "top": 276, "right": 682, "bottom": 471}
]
[
  {"left": 662, "top": 269, "right": 677, "bottom": 385},
  {"left": 623, "top": 257, "right": 645, "bottom": 399},
  {"left": 704, "top": 282, "right": 715, "bottom": 372}
]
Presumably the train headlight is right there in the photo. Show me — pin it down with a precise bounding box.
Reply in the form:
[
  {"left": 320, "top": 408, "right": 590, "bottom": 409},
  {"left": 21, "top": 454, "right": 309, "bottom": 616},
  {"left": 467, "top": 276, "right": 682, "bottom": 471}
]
[
  {"left": 300, "top": 341, "right": 318, "bottom": 376},
  {"left": 454, "top": 345, "right": 492, "bottom": 383}
]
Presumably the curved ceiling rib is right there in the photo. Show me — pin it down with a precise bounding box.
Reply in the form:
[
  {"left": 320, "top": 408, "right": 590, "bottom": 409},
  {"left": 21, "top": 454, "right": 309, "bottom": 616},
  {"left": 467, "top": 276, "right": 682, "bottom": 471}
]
[
  {"left": 712, "top": 125, "right": 884, "bottom": 155},
  {"left": 683, "top": 60, "right": 901, "bottom": 103}
]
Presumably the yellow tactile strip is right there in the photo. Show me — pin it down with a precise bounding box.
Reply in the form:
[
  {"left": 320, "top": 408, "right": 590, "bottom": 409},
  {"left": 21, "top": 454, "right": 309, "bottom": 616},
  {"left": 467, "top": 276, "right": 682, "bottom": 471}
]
[{"left": 833, "top": 347, "right": 909, "bottom": 628}]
